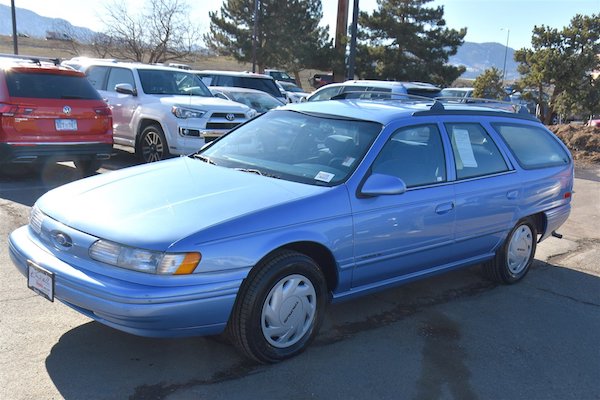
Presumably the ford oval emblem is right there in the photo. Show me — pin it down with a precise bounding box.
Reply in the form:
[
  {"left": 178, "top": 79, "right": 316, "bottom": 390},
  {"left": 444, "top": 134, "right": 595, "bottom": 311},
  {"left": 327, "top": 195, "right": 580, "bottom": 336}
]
[
  {"left": 50, "top": 231, "right": 73, "bottom": 249},
  {"left": 226, "top": 113, "right": 235, "bottom": 121},
  {"left": 63, "top": 106, "right": 72, "bottom": 115}
]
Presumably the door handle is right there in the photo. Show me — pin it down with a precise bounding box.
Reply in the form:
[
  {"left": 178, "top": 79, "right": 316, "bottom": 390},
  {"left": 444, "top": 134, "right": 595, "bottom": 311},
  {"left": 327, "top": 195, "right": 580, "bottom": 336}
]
[
  {"left": 506, "top": 190, "right": 519, "bottom": 200},
  {"left": 435, "top": 202, "right": 454, "bottom": 214}
]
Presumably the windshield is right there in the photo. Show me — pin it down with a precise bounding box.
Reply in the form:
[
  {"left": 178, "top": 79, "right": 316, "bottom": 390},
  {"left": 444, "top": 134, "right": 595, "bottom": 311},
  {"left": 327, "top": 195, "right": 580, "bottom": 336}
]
[
  {"left": 225, "top": 91, "right": 284, "bottom": 113},
  {"left": 138, "top": 69, "right": 212, "bottom": 96},
  {"left": 199, "top": 110, "right": 382, "bottom": 186}
]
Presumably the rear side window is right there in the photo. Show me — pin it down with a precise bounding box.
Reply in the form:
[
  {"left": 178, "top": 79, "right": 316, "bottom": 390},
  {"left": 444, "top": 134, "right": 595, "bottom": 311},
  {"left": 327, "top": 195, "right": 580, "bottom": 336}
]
[
  {"left": 5, "top": 71, "right": 102, "bottom": 100},
  {"left": 492, "top": 123, "right": 570, "bottom": 169},
  {"left": 445, "top": 123, "right": 508, "bottom": 180}
]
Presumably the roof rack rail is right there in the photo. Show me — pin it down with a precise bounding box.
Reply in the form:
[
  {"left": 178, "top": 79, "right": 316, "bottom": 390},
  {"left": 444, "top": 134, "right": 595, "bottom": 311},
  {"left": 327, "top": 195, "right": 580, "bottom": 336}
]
[
  {"left": 0, "top": 53, "right": 61, "bottom": 66},
  {"left": 434, "top": 96, "right": 525, "bottom": 113},
  {"left": 329, "top": 90, "right": 446, "bottom": 111}
]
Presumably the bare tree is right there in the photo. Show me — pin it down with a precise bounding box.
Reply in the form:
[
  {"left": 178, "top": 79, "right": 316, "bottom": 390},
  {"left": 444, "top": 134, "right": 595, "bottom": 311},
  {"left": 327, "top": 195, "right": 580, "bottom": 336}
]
[{"left": 100, "top": 0, "right": 201, "bottom": 63}]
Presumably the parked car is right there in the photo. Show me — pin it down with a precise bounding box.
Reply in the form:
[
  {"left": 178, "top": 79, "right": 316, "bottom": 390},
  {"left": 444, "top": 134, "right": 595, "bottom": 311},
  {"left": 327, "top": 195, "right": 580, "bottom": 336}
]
[
  {"left": 264, "top": 69, "right": 297, "bottom": 84},
  {"left": 195, "top": 70, "right": 287, "bottom": 103},
  {"left": 589, "top": 115, "right": 600, "bottom": 127},
  {"left": 439, "top": 87, "right": 474, "bottom": 99},
  {"left": 0, "top": 54, "right": 113, "bottom": 174},
  {"left": 209, "top": 86, "right": 285, "bottom": 114},
  {"left": 277, "top": 81, "right": 310, "bottom": 103},
  {"left": 306, "top": 80, "right": 441, "bottom": 102},
  {"left": 10, "top": 96, "right": 573, "bottom": 364},
  {"left": 68, "top": 60, "right": 256, "bottom": 162},
  {"left": 308, "top": 73, "right": 333, "bottom": 89}
]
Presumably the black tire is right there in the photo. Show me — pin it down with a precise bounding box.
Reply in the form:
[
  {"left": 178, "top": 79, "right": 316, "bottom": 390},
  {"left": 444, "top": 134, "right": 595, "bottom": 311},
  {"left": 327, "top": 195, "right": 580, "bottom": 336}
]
[
  {"left": 137, "top": 124, "right": 169, "bottom": 163},
  {"left": 227, "top": 250, "right": 328, "bottom": 363},
  {"left": 482, "top": 218, "right": 537, "bottom": 284},
  {"left": 74, "top": 158, "right": 102, "bottom": 176}
]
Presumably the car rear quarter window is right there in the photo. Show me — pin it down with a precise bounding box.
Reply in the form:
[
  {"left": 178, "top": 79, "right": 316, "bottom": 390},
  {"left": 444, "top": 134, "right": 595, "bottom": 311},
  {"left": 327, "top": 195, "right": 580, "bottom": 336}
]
[
  {"left": 492, "top": 122, "right": 570, "bottom": 169},
  {"left": 445, "top": 123, "right": 509, "bottom": 180},
  {"left": 372, "top": 124, "right": 446, "bottom": 187},
  {"left": 5, "top": 71, "right": 102, "bottom": 100}
]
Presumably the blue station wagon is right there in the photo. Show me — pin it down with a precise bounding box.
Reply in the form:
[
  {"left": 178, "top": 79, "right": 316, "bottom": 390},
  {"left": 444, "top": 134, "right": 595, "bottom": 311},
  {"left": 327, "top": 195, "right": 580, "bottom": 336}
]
[{"left": 9, "top": 97, "right": 573, "bottom": 363}]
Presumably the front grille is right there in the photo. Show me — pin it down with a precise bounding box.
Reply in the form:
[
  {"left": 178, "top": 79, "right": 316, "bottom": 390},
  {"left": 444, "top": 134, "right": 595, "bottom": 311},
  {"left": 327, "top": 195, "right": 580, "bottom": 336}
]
[
  {"left": 212, "top": 113, "right": 245, "bottom": 119},
  {"left": 206, "top": 122, "right": 239, "bottom": 130}
]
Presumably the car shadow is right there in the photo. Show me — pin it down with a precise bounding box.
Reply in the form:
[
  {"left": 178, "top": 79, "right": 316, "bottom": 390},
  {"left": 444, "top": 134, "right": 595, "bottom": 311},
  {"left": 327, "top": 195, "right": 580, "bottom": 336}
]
[
  {"left": 0, "top": 148, "right": 141, "bottom": 207},
  {"left": 43, "top": 261, "right": 600, "bottom": 399}
]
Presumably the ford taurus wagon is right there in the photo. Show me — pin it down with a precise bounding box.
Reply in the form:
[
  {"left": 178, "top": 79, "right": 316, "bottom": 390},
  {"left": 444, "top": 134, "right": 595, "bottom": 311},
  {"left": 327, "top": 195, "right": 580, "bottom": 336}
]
[{"left": 9, "top": 97, "right": 573, "bottom": 363}]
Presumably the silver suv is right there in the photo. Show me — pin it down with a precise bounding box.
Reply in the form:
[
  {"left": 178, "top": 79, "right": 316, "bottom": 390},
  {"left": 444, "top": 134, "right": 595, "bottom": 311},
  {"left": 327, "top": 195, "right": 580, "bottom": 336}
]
[{"left": 72, "top": 61, "right": 255, "bottom": 162}]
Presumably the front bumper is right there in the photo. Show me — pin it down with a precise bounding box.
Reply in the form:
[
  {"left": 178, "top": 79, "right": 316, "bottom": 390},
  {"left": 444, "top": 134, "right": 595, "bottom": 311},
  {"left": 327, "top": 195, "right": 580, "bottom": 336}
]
[{"left": 8, "top": 226, "right": 242, "bottom": 337}]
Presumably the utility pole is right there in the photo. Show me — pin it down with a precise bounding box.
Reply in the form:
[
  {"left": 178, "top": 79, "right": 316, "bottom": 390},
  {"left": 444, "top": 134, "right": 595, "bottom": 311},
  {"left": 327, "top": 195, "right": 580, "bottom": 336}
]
[
  {"left": 333, "top": 0, "right": 349, "bottom": 82},
  {"left": 11, "top": 0, "right": 18, "bottom": 55},
  {"left": 501, "top": 28, "right": 510, "bottom": 85},
  {"left": 252, "top": 0, "right": 260, "bottom": 73},
  {"left": 347, "top": 0, "right": 359, "bottom": 80}
]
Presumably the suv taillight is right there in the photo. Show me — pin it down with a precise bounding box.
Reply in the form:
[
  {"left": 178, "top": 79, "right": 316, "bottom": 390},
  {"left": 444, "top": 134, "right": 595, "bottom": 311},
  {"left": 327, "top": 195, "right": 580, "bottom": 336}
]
[
  {"left": 94, "top": 106, "right": 111, "bottom": 116},
  {"left": 0, "top": 103, "right": 19, "bottom": 117}
]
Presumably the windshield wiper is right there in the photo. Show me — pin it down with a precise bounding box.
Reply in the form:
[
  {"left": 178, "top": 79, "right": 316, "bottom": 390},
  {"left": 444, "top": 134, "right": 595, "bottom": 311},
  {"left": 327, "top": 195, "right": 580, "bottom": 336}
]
[
  {"left": 235, "top": 168, "right": 280, "bottom": 179},
  {"left": 192, "top": 154, "right": 216, "bottom": 165}
]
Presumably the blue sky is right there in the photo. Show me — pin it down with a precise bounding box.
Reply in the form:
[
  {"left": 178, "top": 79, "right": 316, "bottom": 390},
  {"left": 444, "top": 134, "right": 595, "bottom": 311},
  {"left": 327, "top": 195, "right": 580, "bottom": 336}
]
[{"left": 1, "top": 0, "right": 599, "bottom": 50}]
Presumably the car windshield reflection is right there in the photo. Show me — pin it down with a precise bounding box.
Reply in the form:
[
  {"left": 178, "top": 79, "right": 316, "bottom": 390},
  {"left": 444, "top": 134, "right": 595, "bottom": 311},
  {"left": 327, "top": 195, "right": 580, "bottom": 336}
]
[{"left": 199, "top": 110, "right": 382, "bottom": 186}]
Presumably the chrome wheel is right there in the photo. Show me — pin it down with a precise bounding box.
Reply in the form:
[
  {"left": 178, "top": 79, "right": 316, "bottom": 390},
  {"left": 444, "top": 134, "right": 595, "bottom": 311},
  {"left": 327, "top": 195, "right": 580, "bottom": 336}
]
[
  {"left": 141, "top": 129, "right": 165, "bottom": 162},
  {"left": 507, "top": 224, "right": 534, "bottom": 275},
  {"left": 261, "top": 274, "right": 317, "bottom": 349}
]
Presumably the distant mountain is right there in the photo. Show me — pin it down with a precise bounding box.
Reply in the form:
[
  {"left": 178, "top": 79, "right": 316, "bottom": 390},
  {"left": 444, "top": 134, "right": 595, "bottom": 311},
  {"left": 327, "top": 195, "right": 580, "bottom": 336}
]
[
  {"left": 0, "top": 4, "right": 95, "bottom": 42},
  {"left": 450, "top": 41, "right": 520, "bottom": 80}
]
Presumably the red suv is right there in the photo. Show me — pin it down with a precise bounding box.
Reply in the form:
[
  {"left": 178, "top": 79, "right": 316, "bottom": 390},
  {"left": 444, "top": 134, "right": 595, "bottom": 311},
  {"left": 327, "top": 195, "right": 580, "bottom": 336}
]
[{"left": 0, "top": 55, "right": 113, "bottom": 174}]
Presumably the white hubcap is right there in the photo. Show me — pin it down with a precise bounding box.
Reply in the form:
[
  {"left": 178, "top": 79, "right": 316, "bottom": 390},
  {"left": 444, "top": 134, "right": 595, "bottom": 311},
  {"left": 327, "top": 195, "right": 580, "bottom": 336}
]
[
  {"left": 261, "top": 274, "right": 317, "bottom": 348},
  {"left": 507, "top": 224, "right": 533, "bottom": 275}
]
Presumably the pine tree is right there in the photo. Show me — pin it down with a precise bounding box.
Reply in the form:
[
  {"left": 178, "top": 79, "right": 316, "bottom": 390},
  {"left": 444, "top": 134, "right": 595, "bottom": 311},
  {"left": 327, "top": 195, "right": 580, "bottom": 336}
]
[
  {"left": 204, "top": 0, "right": 332, "bottom": 80},
  {"left": 515, "top": 14, "right": 600, "bottom": 124},
  {"left": 356, "top": 0, "right": 466, "bottom": 86},
  {"left": 473, "top": 68, "right": 506, "bottom": 100}
]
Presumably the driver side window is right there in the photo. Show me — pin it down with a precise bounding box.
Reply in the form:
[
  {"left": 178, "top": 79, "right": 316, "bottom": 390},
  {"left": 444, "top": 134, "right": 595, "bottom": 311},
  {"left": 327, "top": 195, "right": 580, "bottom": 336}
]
[{"left": 372, "top": 124, "right": 446, "bottom": 188}]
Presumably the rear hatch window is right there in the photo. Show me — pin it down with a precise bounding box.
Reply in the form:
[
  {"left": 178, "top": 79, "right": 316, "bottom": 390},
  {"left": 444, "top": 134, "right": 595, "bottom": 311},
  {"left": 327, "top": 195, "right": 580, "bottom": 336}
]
[{"left": 6, "top": 71, "right": 102, "bottom": 100}]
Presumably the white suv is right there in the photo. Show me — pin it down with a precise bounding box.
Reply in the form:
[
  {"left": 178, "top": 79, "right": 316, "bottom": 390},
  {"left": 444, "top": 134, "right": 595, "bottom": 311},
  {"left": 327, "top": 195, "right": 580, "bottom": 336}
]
[{"left": 74, "top": 61, "right": 255, "bottom": 162}]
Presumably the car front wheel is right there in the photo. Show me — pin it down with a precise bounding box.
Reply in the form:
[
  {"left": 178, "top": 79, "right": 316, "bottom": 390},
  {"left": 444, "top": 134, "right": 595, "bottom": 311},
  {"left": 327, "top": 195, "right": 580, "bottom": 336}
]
[
  {"left": 482, "top": 218, "right": 537, "bottom": 284},
  {"left": 138, "top": 124, "right": 169, "bottom": 163},
  {"left": 228, "top": 250, "right": 328, "bottom": 363}
]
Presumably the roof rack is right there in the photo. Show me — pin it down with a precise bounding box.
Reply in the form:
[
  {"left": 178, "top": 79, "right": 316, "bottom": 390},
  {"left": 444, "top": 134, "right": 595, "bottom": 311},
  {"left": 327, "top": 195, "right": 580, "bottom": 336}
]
[
  {"left": 0, "top": 53, "right": 61, "bottom": 66},
  {"left": 330, "top": 90, "right": 445, "bottom": 111},
  {"left": 434, "top": 96, "right": 527, "bottom": 113}
]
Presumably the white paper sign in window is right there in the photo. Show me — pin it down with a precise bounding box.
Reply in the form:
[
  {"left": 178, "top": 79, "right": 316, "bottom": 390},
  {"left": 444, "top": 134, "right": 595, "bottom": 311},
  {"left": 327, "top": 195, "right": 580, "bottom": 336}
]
[{"left": 453, "top": 129, "right": 478, "bottom": 168}]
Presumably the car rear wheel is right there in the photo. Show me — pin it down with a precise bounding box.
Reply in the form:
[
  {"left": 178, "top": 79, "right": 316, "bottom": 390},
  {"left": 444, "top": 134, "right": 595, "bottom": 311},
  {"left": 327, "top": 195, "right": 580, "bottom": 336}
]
[
  {"left": 138, "top": 124, "right": 169, "bottom": 163},
  {"left": 227, "top": 250, "right": 327, "bottom": 363},
  {"left": 74, "top": 158, "right": 102, "bottom": 176},
  {"left": 482, "top": 218, "right": 537, "bottom": 284}
]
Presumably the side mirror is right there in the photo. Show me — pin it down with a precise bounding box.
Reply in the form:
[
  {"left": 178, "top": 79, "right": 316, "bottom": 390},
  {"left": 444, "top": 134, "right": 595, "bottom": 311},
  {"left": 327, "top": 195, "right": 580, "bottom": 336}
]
[
  {"left": 360, "top": 173, "right": 407, "bottom": 197},
  {"left": 213, "top": 92, "right": 228, "bottom": 100},
  {"left": 115, "top": 83, "right": 137, "bottom": 96}
]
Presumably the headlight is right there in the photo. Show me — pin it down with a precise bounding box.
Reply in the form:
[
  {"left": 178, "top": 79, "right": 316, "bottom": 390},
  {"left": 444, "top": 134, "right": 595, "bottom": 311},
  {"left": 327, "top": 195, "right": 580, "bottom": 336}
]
[
  {"left": 29, "top": 205, "right": 44, "bottom": 234},
  {"left": 171, "top": 106, "right": 206, "bottom": 119},
  {"left": 89, "top": 240, "right": 201, "bottom": 275}
]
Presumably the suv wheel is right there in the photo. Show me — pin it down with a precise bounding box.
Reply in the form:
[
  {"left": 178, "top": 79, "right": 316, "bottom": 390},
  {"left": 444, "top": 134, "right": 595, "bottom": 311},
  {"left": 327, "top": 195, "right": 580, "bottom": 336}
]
[
  {"left": 74, "top": 158, "right": 102, "bottom": 176},
  {"left": 138, "top": 124, "right": 169, "bottom": 163}
]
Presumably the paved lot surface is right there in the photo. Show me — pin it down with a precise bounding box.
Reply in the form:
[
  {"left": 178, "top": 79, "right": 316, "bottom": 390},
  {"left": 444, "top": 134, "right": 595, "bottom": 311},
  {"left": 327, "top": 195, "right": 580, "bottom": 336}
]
[{"left": 1, "top": 153, "right": 598, "bottom": 400}]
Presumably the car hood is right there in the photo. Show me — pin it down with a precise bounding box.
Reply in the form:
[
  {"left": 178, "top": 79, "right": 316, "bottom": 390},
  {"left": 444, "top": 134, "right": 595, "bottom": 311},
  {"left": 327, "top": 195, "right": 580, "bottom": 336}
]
[
  {"left": 158, "top": 95, "right": 252, "bottom": 113},
  {"left": 36, "top": 157, "right": 329, "bottom": 250}
]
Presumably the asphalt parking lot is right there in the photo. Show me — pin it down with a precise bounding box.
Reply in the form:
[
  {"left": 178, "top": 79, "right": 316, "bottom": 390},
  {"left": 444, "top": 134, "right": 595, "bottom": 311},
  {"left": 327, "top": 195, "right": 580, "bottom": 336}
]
[{"left": 1, "top": 152, "right": 599, "bottom": 400}]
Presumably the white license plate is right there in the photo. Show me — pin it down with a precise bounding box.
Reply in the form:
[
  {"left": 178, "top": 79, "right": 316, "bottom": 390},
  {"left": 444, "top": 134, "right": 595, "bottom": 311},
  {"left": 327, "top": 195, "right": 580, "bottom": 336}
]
[
  {"left": 55, "top": 119, "right": 78, "bottom": 131},
  {"left": 27, "top": 261, "right": 54, "bottom": 302}
]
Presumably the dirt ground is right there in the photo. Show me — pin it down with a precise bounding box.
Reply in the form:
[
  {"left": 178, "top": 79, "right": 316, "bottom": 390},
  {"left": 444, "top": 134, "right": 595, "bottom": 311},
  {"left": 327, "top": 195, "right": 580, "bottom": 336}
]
[{"left": 550, "top": 124, "right": 600, "bottom": 165}]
